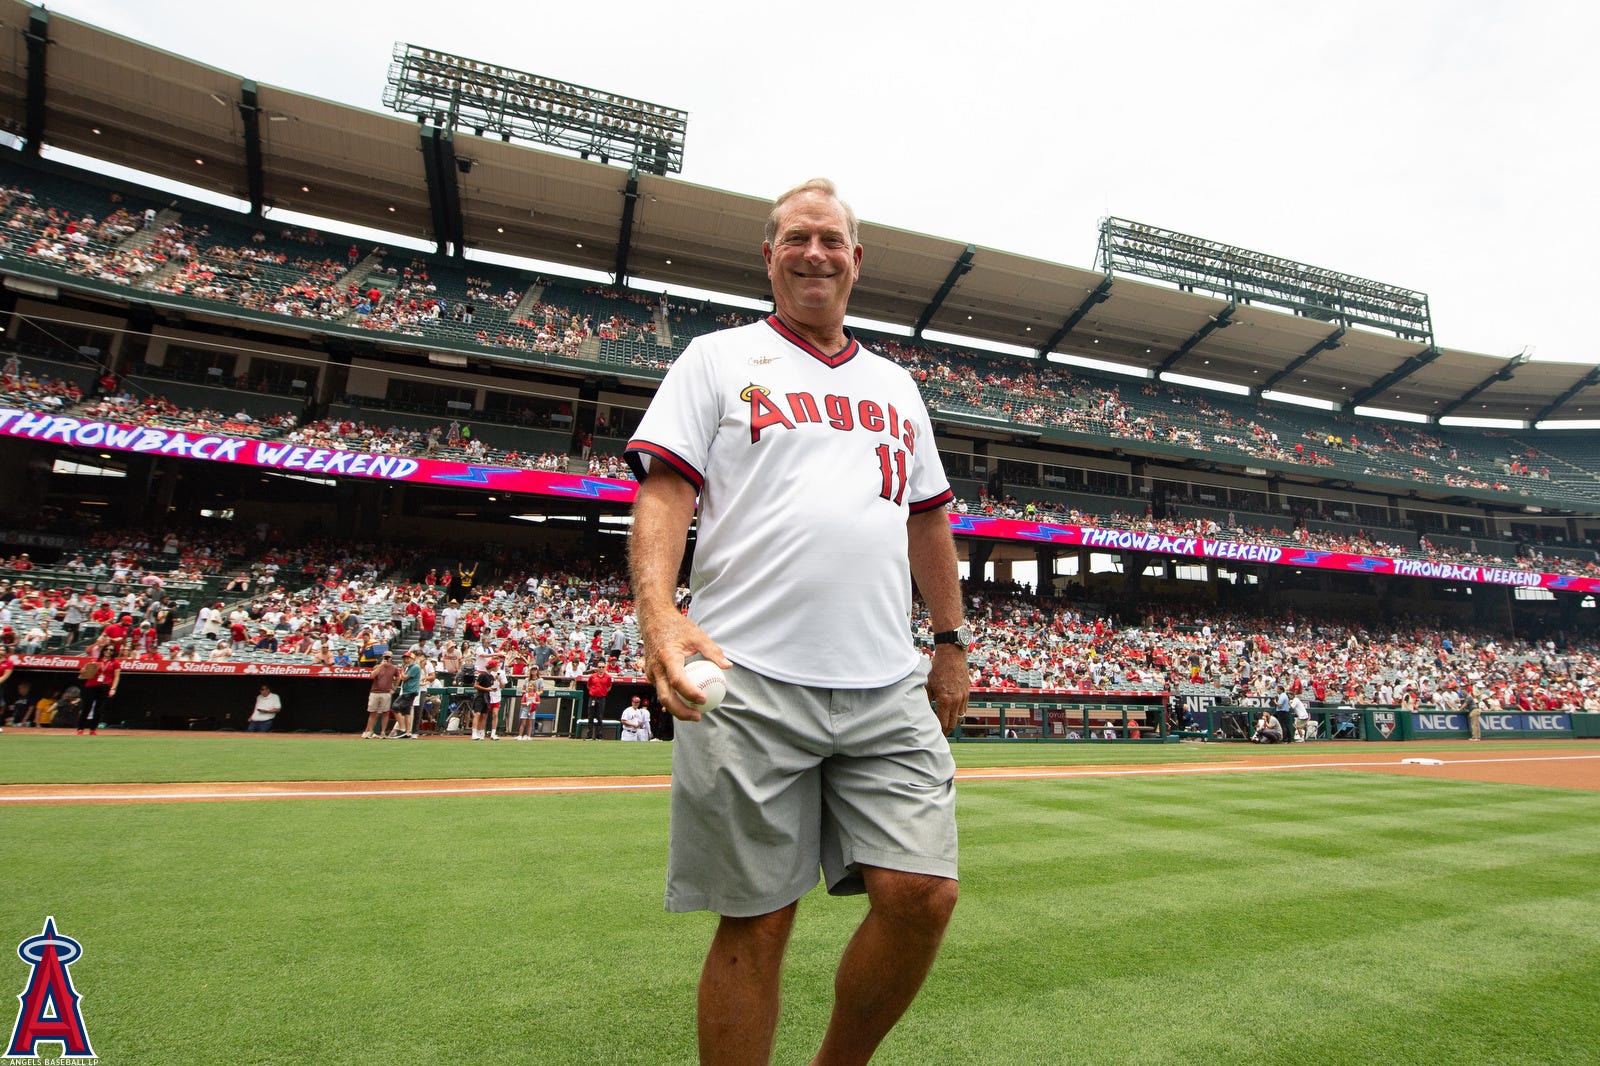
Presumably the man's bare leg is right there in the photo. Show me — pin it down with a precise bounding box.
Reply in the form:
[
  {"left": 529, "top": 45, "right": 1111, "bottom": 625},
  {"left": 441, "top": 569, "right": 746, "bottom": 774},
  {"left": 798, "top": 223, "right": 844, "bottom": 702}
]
[
  {"left": 812, "top": 868, "right": 957, "bottom": 1066},
  {"left": 699, "top": 902, "right": 799, "bottom": 1066}
]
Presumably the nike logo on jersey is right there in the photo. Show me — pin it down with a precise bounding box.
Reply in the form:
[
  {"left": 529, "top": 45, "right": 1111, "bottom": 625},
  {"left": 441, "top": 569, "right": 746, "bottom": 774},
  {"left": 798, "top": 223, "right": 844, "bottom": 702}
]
[{"left": 744, "top": 384, "right": 917, "bottom": 452}]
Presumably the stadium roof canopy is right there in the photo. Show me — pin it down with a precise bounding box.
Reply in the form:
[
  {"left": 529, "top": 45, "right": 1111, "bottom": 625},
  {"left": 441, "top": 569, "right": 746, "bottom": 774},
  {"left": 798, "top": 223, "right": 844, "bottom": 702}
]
[{"left": 2, "top": 0, "right": 1597, "bottom": 425}]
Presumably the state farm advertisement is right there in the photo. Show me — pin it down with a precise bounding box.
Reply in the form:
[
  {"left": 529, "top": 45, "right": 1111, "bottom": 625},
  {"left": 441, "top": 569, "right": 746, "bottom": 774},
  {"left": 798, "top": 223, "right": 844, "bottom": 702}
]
[{"left": 10, "top": 654, "right": 371, "bottom": 679}]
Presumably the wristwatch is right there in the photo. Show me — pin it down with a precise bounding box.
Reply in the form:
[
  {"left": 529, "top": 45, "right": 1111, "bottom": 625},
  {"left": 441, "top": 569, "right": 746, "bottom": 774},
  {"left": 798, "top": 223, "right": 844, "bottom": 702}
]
[{"left": 932, "top": 625, "right": 973, "bottom": 651}]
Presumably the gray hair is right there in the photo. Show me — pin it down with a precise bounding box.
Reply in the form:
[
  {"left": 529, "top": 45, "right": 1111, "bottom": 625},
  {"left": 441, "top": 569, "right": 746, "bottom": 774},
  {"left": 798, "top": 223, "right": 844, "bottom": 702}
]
[{"left": 764, "top": 177, "right": 859, "bottom": 247}]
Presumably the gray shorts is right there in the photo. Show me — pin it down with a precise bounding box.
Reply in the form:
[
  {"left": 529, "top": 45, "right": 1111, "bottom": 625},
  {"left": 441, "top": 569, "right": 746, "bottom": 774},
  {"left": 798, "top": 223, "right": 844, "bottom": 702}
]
[{"left": 666, "top": 658, "right": 957, "bottom": 917}]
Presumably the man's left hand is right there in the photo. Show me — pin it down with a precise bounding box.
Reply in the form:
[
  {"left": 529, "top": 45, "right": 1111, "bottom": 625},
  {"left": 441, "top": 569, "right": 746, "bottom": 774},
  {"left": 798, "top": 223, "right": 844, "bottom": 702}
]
[{"left": 928, "top": 647, "right": 969, "bottom": 735}]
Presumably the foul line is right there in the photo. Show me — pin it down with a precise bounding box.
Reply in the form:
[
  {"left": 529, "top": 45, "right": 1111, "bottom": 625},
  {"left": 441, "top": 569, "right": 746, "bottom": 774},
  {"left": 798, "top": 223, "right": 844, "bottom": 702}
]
[
  {"left": 0, "top": 781, "right": 673, "bottom": 804},
  {"left": 1, "top": 753, "right": 1595, "bottom": 805}
]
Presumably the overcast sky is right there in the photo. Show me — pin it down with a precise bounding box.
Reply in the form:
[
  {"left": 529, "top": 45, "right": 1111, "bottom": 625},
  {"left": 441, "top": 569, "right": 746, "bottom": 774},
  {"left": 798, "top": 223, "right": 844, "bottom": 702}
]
[{"left": 53, "top": 0, "right": 1600, "bottom": 367}]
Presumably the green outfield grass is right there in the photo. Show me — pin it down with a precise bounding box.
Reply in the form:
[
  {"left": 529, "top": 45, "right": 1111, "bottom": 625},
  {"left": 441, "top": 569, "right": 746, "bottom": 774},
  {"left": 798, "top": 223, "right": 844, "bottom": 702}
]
[
  {"left": 3, "top": 740, "right": 1598, "bottom": 1064},
  {"left": 0, "top": 729, "right": 1587, "bottom": 785}
]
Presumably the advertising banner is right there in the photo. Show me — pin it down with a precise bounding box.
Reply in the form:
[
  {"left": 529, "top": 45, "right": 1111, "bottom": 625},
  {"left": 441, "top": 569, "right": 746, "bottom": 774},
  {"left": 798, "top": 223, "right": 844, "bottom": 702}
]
[
  {"left": 9, "top": 654, "right": 372, "bottom": 679},
  {"left": 0, "top": 407, "right": 636, "bottom": 505},
  {"left": 949, "top": 513, "right": 1600, "bottom": 595},
  {"left": 7, "top": 405, "right": 1595, "bottom": 596},
  {"left": 1411, "top": 711, "right": 1572, "bottom": 734}
]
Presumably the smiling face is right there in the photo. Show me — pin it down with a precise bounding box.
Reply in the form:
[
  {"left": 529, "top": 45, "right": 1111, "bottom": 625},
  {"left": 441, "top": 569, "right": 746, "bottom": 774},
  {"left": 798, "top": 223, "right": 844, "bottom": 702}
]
[{"left": 763, "top": 190, "right": 861, "bottom": 338}]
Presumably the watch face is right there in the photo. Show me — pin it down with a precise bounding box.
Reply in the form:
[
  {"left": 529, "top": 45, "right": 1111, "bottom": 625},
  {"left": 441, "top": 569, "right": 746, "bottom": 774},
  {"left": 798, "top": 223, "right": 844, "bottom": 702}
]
[{"left": 937, "top": 626, "right": 972, "bottom": 649}]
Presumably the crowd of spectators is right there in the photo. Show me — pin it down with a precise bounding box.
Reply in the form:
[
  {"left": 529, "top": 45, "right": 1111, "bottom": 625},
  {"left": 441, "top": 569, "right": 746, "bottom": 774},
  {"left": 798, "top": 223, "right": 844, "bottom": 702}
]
[
  {"left": 77, "top": 388, "right": 297, "bottom": 439},
  {"left": 13, "top": 363, "right": 1600, "bottom": 584},
  {"left": 945, "top": 580, "right": 1600, "bottom": 712},
  {"left": 0, "top": 181, "right": 170, "bottom": 286},
  {"left": 7, "top": 493, "right": 1600, "bottom": 719},
  {"left": 4, "top": 171, "right": 1593, "bottom": 509},
  {"left": 867, "top": 337, "right": 1573, "bottom": 500},
  {"left": 18, "top": 542, "right": 1591, "bottom": 722},
  {"left": 1, "top": 354, "right": 83, "bottom": 411}
]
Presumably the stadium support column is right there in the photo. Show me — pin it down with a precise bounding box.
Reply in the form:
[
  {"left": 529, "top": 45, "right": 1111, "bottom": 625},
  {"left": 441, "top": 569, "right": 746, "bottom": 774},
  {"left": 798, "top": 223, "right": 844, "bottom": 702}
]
[
  {"left": 1034, "top": 546, "right": 1056, "bottom": 595},
  {"left": 575, "top": 377, "right": 605, "bottom": 454},
  {"left": 117, "top": 455, "right": 161, "bottom": 526},
  {"left": 0, "top": 439, "right": 42, "bottom": 514},
  {"left": 1557, "top": 591, "right": 1582, "bottom": 633},
  {"left": 419, "top": 126, "right": 466, "bottom": 258},
  {"left": 913, "top": 245, "right": 976, "bottom": 339},
  {"left": 116, "top": 304, "right": 158, "bottom": 378},
  {"left": 1039, "top": 275, "right": 1112, "bottom": 357},
  {"left": 21, "top": 9, "right": 48, "bottom": 159},
  {"left": 583, "top": 511, "right": 603, "bottom": 568},
  {"left": 0, "top": 286, "right": 16, "bottom": 342},
  {"left": 239, "top": 80, "right": 266, "bottom": 219},
  {"left": 150, "top": 462, "right": 181, "bottom": 525},
  {"left": 1351, "top": 345, "right": 1443, "bottom": 410},
  {"left": 613, "top": 170, "right": 639, "bottom": 286},
  {"left": 1120, "top": 551, "right": 1146, "bottom": 622},
  {"left": 966, "top": 537, "right": 993, "bottom": 583},
  {"left": 336, "top": 482, "right": 385, "bottom": 538},
  {"left": 1473, "top": 582, "right": 1511, "bottom": 629},
  {"left": 314, "top": 341, "right": 359, "bottom": 422}
]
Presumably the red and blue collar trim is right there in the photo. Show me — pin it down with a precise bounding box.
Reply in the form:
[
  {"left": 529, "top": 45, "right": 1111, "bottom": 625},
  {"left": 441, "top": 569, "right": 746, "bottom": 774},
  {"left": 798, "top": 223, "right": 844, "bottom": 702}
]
[{"left": 765, "top": 315, "right": 858, "bottom": 368}]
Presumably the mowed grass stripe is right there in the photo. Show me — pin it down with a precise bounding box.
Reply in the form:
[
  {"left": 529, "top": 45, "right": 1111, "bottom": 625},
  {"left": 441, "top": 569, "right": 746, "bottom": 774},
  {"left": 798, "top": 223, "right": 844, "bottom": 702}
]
[
  {"left": 1, "top": 731, "right": 1589, "bottom": 786},
  {"left": 5, "top": 770, "right": 1597, "bottom": 1064},
  {"left": 924, "top": 775, "right": 1600, "bottom": 1066}
]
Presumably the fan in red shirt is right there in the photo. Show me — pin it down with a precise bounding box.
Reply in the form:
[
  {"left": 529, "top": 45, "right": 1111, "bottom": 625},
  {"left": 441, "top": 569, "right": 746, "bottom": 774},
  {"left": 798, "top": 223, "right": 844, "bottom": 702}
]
[
  {"left": 100, "top": 616, "right": 131, "bottom": 656},
  {"left": 80, "top": 654, "right": 120, "bottom": 735},
  {"left": 582, "top": 659, "right": 614, "bottom": 740}
]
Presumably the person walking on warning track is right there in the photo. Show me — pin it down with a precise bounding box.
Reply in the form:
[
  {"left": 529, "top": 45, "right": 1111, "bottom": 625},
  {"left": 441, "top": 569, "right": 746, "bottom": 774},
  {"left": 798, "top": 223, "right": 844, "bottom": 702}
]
[
  {"left": 78, "top": 652, "right": 120, "bottom": 735},
  {"left": 626, "top": 177, "right": 968, "bottom": 1065},
  {"left": 584, "top": 658, "right": 614, "bottom": 739}
]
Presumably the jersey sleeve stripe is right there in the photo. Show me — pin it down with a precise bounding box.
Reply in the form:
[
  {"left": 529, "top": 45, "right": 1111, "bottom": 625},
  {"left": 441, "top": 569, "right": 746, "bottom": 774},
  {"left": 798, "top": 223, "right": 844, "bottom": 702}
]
[
  {"left": 624, "top": 440, "right": 704, "bottom": 491},
  {"left": 908, "top": 488, "right": 954, "bottom": 514}
]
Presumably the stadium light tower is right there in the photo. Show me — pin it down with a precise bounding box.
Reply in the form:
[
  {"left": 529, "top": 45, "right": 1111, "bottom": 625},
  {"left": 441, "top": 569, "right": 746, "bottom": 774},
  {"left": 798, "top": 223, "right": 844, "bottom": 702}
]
[
  {"left": 382, "top": 43, "right": 688, "bottom": 176},
  {"left": 1096, "top": 218, "right": 1433, "bottom": 344}
]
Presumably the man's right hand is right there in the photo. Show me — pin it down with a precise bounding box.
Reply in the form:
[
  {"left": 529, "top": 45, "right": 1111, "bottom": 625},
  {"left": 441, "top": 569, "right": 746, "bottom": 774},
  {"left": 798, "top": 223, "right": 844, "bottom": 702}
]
[{"left": 640, "top": 611, "right": 730, "bottom": 723}]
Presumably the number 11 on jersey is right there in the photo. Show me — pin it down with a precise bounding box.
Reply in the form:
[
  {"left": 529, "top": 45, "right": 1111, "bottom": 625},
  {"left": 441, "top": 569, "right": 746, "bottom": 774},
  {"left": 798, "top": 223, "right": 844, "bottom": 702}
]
[{"left": 875, "top": 443, "right": 908, "bottom": 505}]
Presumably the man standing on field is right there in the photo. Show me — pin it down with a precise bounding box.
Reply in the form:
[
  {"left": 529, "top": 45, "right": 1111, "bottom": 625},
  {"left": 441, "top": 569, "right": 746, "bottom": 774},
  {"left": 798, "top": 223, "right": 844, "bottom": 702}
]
[
  {"left": 627, "top": 178, "right": 969, "bottom": 1065},
  {"left": 362, "top": 651, "right": 398, "bottom": 739}
]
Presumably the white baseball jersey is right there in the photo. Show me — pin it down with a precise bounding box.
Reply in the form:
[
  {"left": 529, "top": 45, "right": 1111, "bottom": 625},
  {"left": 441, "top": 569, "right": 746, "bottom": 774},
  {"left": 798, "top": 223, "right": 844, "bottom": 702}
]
[{"left": 627, "top": 316, "right": 952, "bottom": 688}]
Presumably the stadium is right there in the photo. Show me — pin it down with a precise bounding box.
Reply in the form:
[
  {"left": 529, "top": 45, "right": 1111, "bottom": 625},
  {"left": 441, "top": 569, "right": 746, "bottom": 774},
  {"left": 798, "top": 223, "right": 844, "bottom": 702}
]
[{"left": 1, "top": 4, "right": 1597, "bottom": 1064}]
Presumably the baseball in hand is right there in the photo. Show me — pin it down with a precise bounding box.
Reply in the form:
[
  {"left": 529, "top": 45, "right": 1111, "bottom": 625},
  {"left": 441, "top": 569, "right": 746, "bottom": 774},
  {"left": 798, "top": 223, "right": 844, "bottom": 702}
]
[{"left": 682, "top": 659, "right": 728, "bottom": 712}]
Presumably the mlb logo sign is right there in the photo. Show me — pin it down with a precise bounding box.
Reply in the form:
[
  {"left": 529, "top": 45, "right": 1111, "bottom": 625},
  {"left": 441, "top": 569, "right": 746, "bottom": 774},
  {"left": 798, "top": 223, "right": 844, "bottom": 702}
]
[
  {"left": 6, "top": 917, "right": 95, "bottom": 1060},
  {"left": 1373, "top": 711, "right": 1397, "bottom": 739}
]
